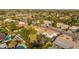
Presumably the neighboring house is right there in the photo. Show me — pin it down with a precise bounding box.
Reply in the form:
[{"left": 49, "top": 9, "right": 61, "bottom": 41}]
[
  {"left": 0, "top": 33, "right": 5, "bottom": 42},
  {"left": 32, "top": 20, "right": 40, "bottom": 24},
  {"left": 48, "top": 33, "right": 57, "bottom": 39},
  {"left": 53, "top": 34, "right": 75, "bottom": 49},
  {"left": 42, "top": 32, "right": 58, "bottom": 39},
  {"left": 42, "top": 32, "right": 49, "bottom": 37},
  {"left": 0, "top": 43, "right": 7, "bottom": 49},
  {"left": 4, "top": 18, "right": 15, "bottom": 23},
  {"left": 41, "top": 20, "right": 52, "bottom": 28},
  {"left": 5, "top": 35, "right": 11, "bottom": 42},
  {"left": 69, "top": 26, "right": 79, "bottom": 32},
  {"left": 16, "top": 43, "right": 26, "bottom": 49},
  {"left": 18, "top": 21, "right": 26, "bottom": 27},
  {"left": 57, "top": 23, "right": 69, "bottom": 30},
  {"left": 44, "top": 20, "right": 52, "bottom": 25}
]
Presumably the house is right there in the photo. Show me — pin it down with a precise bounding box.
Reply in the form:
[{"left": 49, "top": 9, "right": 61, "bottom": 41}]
[
  {"left": 0, "top": 43, "right": 7, "bottom": 49},
  {"left": 42, "top": 30, "right": 59, "bottom": 39},
  {"left": 69, "top": 26, "right": 79, "bottom": 32},
  {"left": 53, "top": 34, "right": 75, "bottom": 49},
  {"left": 16, "top": 43, "right": 26, "bottom": 49},
  {"left": 42, "top": 32, "right": 49, "bottom": 37},
  {"left": 4, "top": 18, "right": 15, "bottom": 23},
  {"left": 57, "top": 23, "right": 69, "bottom": 30},
  {"left": 8, "top": 39, "right": 17, "bottom": 48},
  {"left": 44, "top": 20, "right": 52, "bottom": 25},
  {"left": 41, "top": 20, "right": 52, "bottom": 28},
  {"left": 18, "top": 21, "right": 26, "bottom": 28},
  {"left": 0, "top": 33, "right": 5, "bottom": 42},
  {"left": 32, "top": 20, "right": 40, "bottom": 25},
  {"left": 48, "top": 33, "right": 58, "bottom": 39}
]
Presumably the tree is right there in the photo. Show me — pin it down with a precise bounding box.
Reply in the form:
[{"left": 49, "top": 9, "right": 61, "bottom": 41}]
[
  {"left": 36, "top": 34, "right": 52, "bottom": 49},
  {"left": 6, "top": 22, "right": 17, "bottom": 33},
  {"left": 52, "top": 21, "right": 57, "bottom": 27},
  {"left": 39, "top": 19, "right": 44, "bottom": 24},
  {"left": 19, "top": 28, "right": 30, "bottom": 44},
  {"left": 27, "top": 18, "right": 33, "bottom": 25},
  {"left": 28, "top": 26, "right": 37, "bottom": 34}
]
